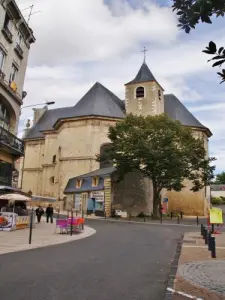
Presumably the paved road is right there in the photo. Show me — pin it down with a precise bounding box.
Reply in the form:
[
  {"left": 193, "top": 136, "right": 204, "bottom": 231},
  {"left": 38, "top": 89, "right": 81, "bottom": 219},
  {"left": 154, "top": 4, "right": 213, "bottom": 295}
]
[{"left": 0, "top": 220, "right": 188, "bottom": 300}]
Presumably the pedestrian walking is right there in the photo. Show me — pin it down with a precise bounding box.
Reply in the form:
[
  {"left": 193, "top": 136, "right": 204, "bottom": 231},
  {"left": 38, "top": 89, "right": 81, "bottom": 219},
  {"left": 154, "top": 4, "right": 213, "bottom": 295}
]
[
  {"left": 35, "top": 205, "right": 44, "bottom": 223},
  {"left": 46, "top": 204, "right": 54, "bottom": 223}
]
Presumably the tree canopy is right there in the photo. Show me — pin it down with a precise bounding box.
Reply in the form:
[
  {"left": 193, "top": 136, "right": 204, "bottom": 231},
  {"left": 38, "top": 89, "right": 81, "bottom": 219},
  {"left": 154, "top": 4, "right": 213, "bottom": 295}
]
[
  {"left": 172, "top": 0, "right": 225, "bottom": 83},
  {"left": 214, "top": 171, "right": 225, "bottom": 184},
  {"left": 98, "top": 114, "right": 215, "bottom": 217}
]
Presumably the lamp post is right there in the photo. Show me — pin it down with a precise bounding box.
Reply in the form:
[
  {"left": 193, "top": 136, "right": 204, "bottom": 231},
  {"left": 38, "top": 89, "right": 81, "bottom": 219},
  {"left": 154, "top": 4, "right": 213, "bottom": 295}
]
[{"left": 21, "top": 101, "right": 55, "bottom": 110}]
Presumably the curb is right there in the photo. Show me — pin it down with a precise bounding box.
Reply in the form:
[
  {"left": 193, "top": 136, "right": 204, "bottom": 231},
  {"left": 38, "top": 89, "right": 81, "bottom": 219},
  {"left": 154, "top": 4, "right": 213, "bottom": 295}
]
[
  {"left": 84, "top": 217, "right": 201, "bottom": 228},
  {"left": 164, "top": 234, "right": 183, "bottom": 300}
]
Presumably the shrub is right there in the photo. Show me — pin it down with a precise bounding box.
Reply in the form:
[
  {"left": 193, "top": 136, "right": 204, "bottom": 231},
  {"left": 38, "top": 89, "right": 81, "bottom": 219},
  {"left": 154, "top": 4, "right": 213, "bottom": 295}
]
[{"left": 211, "top": 197, "right": 223, "bottom": 205}]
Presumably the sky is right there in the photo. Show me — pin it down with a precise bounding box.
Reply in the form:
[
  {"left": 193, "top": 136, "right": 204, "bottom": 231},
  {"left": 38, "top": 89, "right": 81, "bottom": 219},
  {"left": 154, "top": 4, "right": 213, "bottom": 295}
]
[{"left": 16, "top": 0, "right": 225, "bottom": 173}]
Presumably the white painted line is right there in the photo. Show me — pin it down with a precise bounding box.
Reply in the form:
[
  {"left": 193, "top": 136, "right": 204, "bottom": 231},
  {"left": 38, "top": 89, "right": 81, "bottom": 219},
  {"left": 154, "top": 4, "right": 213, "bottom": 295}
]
[
  {"left": 183, "top": 245, "right": 225, "bottom": 249},
  {"left": 167, "top": 287, "right": 204, "bottom": 299}
]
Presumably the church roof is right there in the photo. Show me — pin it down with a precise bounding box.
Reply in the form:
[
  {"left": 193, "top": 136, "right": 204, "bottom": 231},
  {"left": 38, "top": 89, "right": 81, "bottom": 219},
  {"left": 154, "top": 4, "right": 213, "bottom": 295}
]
[
  {"left": 24, "top": 82, "right": 125, "bottom": 139},
  {"left": 24, "top": 85, "right": 211, "bottom": 140},
  {"left": 70, "top": 82, "right": 125, "bottom": 119},
  {"left": 24, "top": 107, "right": 74, "bottom": 139},
  {"left": 164, "top": 94, "right": 210, "bottom": 133},
  {"left": 125, "top": 62, "right": 163, "bottom": 90}
]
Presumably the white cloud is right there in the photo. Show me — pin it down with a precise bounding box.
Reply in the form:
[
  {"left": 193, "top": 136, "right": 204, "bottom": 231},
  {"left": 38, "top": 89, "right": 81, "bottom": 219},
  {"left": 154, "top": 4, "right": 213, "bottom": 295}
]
[{"left": 16, "top": 0, "right": 225, "bottom": 173}]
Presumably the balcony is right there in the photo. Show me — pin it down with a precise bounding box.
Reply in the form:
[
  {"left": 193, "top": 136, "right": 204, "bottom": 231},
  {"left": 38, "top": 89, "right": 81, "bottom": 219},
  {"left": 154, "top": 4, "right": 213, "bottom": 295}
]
[
  {"left": 0, "top": 126, "right": 24, "bottom": 157},
  {"left": 1, "top": 26, "right": 13, "bottom": 43},
  {"left": 14, "top": 43, "right": 24, "bottom": 59}
]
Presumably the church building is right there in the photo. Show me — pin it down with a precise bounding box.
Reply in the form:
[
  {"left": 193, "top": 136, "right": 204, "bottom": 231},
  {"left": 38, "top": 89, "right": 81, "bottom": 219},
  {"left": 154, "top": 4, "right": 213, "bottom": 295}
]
[{"left": 22, "top": 61, "right": 211, "bottom": 216}]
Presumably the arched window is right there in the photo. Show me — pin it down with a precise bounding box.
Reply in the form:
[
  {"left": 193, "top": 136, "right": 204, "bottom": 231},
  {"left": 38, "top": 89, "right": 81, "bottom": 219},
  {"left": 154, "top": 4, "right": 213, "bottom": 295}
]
[
  {"left": 100, "top": 143, "right": 113, "bottom": 168},
  {"left": 136, "top": 86, "right": 144, "bottom": 98},
  {"left": 0, "top": 103, "right": 10, "bottom": 130}
]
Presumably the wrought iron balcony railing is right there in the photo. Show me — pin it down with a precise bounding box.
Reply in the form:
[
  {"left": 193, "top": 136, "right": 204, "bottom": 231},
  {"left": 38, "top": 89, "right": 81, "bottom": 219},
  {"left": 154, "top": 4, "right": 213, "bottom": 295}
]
[{"left": 0, "top": 126, "right": 24, "bottom": 155}]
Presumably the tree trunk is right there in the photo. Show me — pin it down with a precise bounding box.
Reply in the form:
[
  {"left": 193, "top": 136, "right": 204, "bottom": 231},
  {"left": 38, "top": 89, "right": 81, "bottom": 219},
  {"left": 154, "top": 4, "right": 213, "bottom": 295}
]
[{"left": 152, "top": 187, "right": 161, "bottom": 219}]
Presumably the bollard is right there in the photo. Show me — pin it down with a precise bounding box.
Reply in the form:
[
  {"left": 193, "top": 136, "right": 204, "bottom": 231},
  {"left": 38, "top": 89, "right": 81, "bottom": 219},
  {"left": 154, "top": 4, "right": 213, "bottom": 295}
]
[
  {"left": 205, "top": 231, "right": 208, "bottom": 245},
  {"left": 29, "top": 209, "right": 34, "bottom": 245},
  {"left": 180, "top": 212, "right": 183, "bottom": 220},
  {"left": 82, "top": 210, "right": 84, "bottom": 230},
  {"left": 159, "top": 212, "right": 162, "bottom": 224},
  {"left": 201, "top": 224, "right": 203, "bottom": 236},
  {"left": 197, "top": 216, "right": 199, "bottom": 226},
  {"left": 70, "top": 210, "right": 73, "bottom": 236},
  {"left": 208, "top": 232, "right": 212, "bottom": 251},
  {"left": 177, "top": 215, "right": 180, "bottom": 224},
  {"left": 202, "top": 227, "right": 207, "bottom": 241},
  {"left": 211, "top": 237, "right": 216, "bottom": 258},
  {"left": 170, "top": 212, "right": 173, "bottom": 219}
]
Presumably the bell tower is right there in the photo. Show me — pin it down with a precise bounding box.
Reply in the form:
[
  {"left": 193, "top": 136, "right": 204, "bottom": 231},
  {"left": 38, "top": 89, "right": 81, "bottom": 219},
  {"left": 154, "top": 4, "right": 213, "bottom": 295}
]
[{"left": 125, "top": 54, "right": 164, "bottom": 116}]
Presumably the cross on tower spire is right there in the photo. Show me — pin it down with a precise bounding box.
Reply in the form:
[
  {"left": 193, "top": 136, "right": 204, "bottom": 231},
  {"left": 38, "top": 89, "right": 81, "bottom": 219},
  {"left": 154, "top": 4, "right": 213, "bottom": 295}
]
[{"left": 141, "top": 47, "right": 148, "bottom": 63}]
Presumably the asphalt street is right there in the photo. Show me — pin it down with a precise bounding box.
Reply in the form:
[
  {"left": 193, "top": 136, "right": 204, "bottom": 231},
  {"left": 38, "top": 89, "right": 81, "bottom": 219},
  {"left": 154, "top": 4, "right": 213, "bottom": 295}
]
[{"left": 0, "top": 220, "right": 189, "bottom": 300}]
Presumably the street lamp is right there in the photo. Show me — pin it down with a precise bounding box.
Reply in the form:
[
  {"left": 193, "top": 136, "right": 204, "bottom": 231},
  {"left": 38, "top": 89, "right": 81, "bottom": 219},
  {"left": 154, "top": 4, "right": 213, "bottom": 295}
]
[{"left": 21, "top": 101, "right": 55, "bottom": 109}]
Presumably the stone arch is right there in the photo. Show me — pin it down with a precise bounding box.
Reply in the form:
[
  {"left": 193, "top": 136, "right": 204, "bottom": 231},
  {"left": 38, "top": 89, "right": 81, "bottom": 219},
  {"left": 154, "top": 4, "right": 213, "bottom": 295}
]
[
  {"left": 135, "top": 86, "right": 145, "bottom": 99},
  {"left": 99, "top": 143, "right": 113, "bottom": 168},
  {"left": 0, "top": 93, "right": 17, "bottom": 133}
]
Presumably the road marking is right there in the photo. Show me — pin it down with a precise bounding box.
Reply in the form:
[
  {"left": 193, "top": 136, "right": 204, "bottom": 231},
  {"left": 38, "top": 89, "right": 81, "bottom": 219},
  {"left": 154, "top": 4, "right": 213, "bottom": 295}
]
[
  {"left": 183, "top": 245, "right": 225, "bottom": 249},
  {"left": 167, "top": 287, "right": 204, "bottom": 299}
]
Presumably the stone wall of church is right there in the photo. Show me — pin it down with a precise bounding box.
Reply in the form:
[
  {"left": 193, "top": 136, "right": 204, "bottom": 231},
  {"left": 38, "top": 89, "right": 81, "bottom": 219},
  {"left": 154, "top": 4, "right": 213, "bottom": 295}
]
[
  {"left": 125, "top": 82, "right": 164, "bottom": 116},
  {"left": 22, "top": 117, "right": 117, "bottom": 200},
  {"left": 162, "top": 130, "right": 210, "bottom": 216}
]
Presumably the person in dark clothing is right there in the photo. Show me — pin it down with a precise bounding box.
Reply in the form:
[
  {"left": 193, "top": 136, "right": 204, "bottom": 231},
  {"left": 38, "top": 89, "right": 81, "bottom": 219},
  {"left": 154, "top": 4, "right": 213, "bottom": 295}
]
[
  {"left": 35, "top": 206, "right": 44, "bottom": 223},
  {"left": 46, "top": 204, "right": 54, "bottom": 223}
]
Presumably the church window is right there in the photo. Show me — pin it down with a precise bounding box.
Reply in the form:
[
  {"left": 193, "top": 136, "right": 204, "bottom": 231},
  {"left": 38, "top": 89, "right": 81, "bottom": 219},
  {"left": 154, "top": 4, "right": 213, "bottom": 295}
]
[
  {"left": 136, "top": 87, "right": 145, "bottom": 98},
  {"left": 52, "top": 155, "right": 56, "bottom": 164},
  {"left": 158, "top": 90, "right": 161, "bottom": 100},
  {"left": 50, "top": 176, "right": 54, "bottom": 184}
]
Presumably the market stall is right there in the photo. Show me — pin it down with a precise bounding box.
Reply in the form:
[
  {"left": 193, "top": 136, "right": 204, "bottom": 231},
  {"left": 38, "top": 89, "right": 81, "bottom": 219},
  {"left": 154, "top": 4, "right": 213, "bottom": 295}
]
[{"left": 0, "top": 193, "right": 32, "bottom": 231}]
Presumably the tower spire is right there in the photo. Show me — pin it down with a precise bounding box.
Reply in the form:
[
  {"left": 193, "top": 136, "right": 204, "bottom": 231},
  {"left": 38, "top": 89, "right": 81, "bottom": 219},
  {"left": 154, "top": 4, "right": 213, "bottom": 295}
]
[{"left": 141, "top": 47, "right": 148, "bottom": 63}]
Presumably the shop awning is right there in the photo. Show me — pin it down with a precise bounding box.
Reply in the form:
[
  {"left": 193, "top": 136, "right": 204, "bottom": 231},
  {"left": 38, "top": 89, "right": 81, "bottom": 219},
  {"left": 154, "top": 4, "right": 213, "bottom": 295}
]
[
  {"left": 32, "top": 195, "right": 57, "bottom": 202},
  {"left": 0, "top": 193, "right": 31, "bottom": 202}
]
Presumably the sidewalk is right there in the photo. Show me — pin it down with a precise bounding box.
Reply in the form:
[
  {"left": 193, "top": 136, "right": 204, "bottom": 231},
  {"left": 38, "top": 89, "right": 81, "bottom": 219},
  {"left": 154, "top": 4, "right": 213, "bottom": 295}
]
[
  {"left": 0, "top": 221, "right": 96, "bottom": 255},
  {"left": 172, "top": 232, "right": 225, "bottom": 300}
]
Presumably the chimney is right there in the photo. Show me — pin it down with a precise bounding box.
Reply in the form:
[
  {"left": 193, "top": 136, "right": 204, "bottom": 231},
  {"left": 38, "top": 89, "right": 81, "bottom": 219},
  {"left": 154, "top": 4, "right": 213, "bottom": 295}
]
[{"left": 33, "top": 105, "right": 48, "bottom": 125}]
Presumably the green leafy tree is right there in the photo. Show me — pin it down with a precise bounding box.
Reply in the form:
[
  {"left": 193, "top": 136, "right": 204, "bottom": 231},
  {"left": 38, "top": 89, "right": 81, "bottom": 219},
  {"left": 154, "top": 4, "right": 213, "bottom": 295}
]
[
  {"left": 172, "top": 0, "right": 225, "bottom": 83},
  {"left": 97, "top": 114, "right": 215, "bottom": 218},
  {"left": 215, "top": 171, "right": 225, "bottom": 184}
]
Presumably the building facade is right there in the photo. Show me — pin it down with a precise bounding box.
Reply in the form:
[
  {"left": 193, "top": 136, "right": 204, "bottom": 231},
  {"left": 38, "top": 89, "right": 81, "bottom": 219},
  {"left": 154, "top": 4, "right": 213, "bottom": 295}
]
[
  {"left": 0, "top": 0, "right": 35, "bottom": 188},
  {"left": 22, "top": 62, "right": 211, "bottom": 215}
]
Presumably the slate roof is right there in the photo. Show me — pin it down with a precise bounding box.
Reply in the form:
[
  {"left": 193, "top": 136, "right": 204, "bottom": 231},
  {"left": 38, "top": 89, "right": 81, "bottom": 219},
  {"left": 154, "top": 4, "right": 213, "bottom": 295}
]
[
  {"left": 25, "top": 107, "right": 73, "bottom": 139},
  {"left": 24, "top": 83, "right": 125, "bottom": 139},
  {"left": 164, "top": 94, "right": 209, "bottom": 131},
  {"left": 25, "top": 74, "right": 210, "bottom": 140},
  {"left": 125, "top": 62, "right": 164, "bottom": 90},
  {"left": 64, "top": 166, "right": 115, "bottom": 193}
]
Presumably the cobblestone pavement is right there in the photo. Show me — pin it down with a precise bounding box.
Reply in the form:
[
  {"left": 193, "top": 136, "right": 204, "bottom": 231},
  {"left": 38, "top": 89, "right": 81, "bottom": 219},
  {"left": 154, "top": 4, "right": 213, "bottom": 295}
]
[
  {"left": 173, "top": 232, "right": 225, "bottom": 300},
  {"left": 0, "top": 222, "right": 96, "bottom": 255},
  {"left": 178, "top": 260, "right": 225, "bottom": 296}
]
